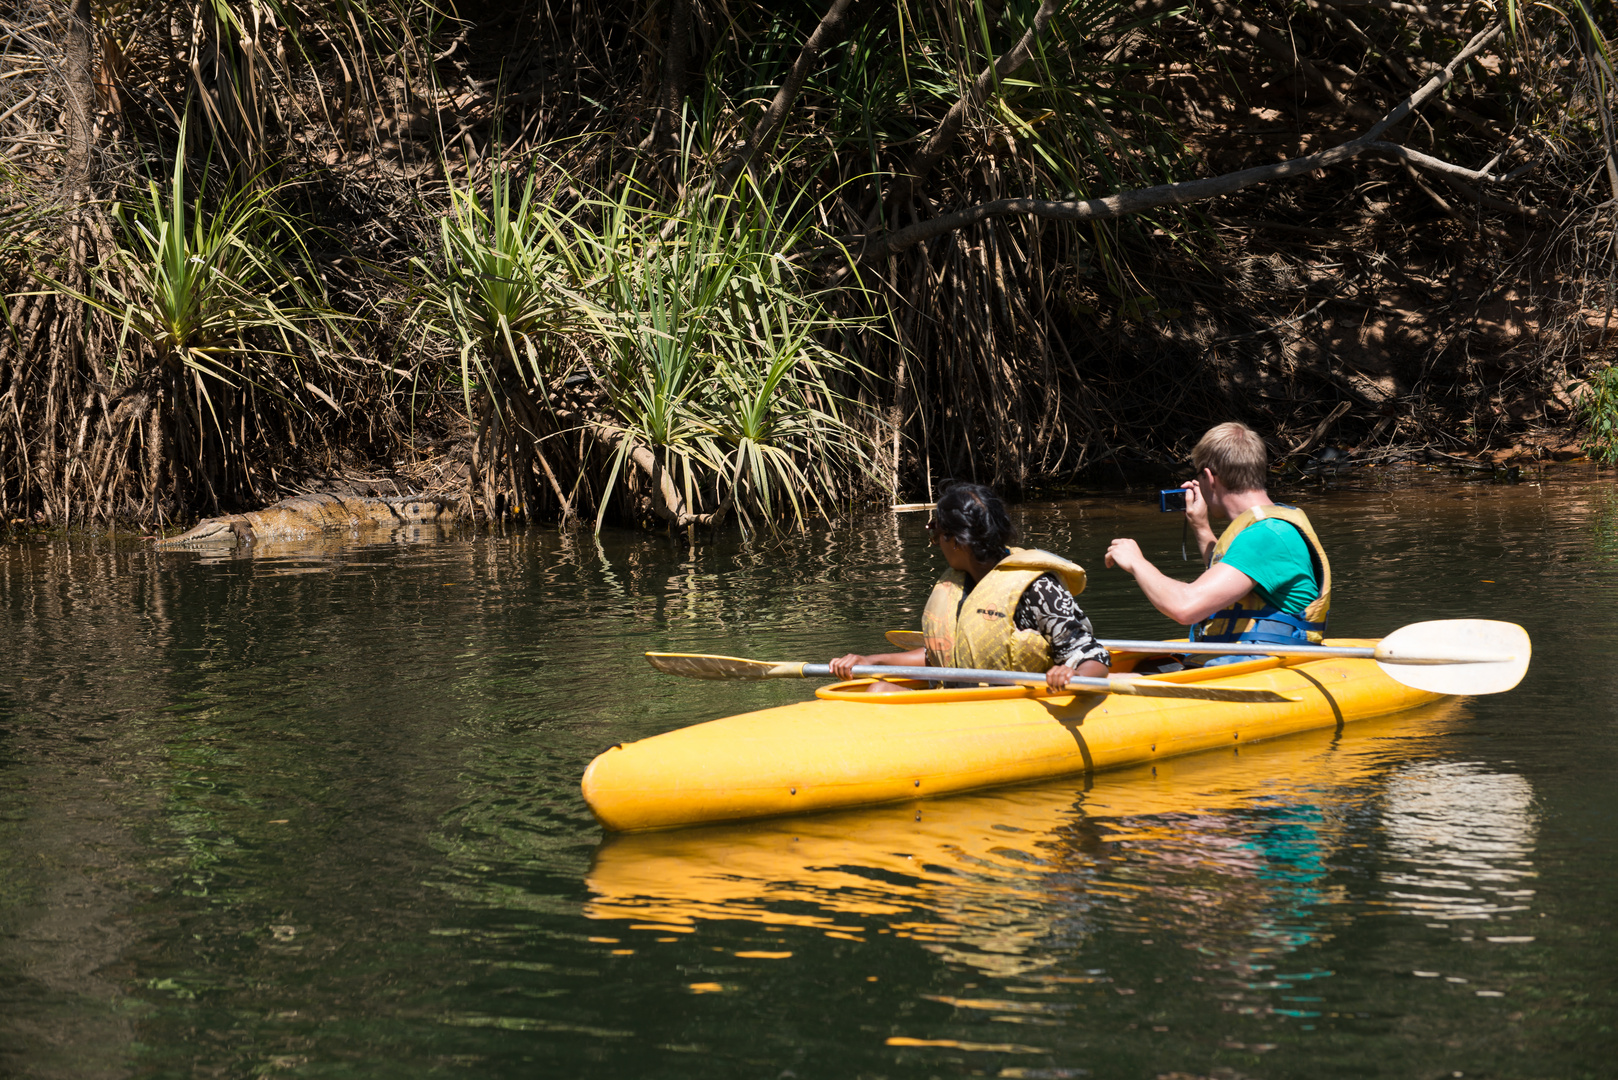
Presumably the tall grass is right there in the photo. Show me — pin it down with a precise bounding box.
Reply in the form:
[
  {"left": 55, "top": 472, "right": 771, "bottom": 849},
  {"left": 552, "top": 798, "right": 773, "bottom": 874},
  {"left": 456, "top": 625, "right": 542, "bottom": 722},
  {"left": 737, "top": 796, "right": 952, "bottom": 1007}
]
[
  {"left": 102, "top": 139, "right": 325, "bottom": 383},
  {"left": 414, "top": 162, "right": 598, "bottom": 520},
  {"left": 417, "top": 154, "right": 881, "bottom": 531},
  {"left": 74, "top": 132, "right": 346, "bottom": 516},
  {"left": 430, "top": 164, "right": 592, "bottom": 413},
  {"left": 1577, "top": 365, "right": 1618, "bottom": 465},
  {"left": 589, "top": 176, "right": 878, "bottom": 531}
]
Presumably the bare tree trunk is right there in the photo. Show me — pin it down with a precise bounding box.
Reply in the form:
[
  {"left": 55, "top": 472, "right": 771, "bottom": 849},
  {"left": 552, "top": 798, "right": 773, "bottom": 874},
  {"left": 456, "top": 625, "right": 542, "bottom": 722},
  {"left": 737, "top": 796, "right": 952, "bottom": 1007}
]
[
  {"left": 61, "top": 0, "right": 96, "bottom": 188},
  {"left": 638, "top": 0, "right": 690, "bottom": 152}
]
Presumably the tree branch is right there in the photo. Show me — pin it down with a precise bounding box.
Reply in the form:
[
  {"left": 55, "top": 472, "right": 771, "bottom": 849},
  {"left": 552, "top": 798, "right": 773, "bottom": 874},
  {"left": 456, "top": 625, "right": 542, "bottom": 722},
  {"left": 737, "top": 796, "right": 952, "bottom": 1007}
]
[
  {"left": 592, "top": 422, "right": 727, "bottom": 528},
  {"left": 1307, "top": 0, "right": 1508, "bottom": 141},
  {"left": 892, "top": 0, "right": 1062, "bottom": 202},
  {"left": 1366, "top": 140, "right": 1534, "bottom": 188},
  {"left": 700, "top": 0, "right": 857, "bottom": 199},
  {"left": 835, "top": 21, "right": 1509, "bottom": 267}
]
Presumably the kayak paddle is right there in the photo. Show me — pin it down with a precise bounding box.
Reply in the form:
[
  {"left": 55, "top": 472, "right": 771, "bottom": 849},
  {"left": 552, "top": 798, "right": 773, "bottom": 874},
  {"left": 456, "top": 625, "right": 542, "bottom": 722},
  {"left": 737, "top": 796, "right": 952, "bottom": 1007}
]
[
  {"left": 885, "top": 618, "right": 1530, "bottom": 695},
  {"left": 643, "top": 653, "right": 1293, "bottom": 703}
]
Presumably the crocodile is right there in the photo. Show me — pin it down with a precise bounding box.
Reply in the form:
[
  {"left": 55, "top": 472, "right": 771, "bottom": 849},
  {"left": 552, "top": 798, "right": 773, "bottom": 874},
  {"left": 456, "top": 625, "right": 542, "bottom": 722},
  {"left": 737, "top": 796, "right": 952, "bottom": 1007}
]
[{"left": 157, "top": 493, "right": 461, "bottom": 547}]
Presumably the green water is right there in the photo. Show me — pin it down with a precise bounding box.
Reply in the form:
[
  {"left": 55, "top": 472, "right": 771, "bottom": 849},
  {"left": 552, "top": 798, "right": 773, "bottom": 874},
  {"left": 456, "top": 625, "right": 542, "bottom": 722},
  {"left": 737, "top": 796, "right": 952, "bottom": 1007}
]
[{"left": 2, "top": 472, "right": 1616, "bottom": 1079}]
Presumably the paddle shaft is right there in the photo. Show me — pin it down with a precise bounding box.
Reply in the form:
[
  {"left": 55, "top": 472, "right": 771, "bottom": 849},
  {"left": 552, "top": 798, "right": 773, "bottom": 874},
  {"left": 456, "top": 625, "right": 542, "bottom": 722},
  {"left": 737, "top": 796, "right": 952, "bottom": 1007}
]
[
  {"left": 811, "top": 663, "right": 1089, "bottom": 689},
  {"left": 807, "top": 664, "right": 1286, "bottom": 699},
  {"left": 1098, "top": 638, "right": 1512, "bottom": 665}
]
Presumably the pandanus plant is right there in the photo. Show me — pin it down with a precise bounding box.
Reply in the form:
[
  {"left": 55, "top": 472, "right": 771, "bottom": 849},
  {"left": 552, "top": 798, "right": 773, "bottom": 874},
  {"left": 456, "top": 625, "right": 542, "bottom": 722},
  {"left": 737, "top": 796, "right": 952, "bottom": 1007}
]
[
  {"left": 583, "top": 180, "right": 881, "bottom": 533},
  {"left": 417, "top": 162, "right": 602, "bottom": 521},
  {"left": 84, "top": 130, "right": 341, "bottom": 518},
  {"left": 420, "top": 152, "right": 881, "bottom": 532}
]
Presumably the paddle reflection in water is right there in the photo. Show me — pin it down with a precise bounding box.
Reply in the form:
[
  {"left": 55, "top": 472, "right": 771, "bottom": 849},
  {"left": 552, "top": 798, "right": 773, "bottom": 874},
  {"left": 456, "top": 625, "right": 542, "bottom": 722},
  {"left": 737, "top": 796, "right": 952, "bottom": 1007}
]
[
  {"left": 1372, "top": 760, "right": 1538, "bottom": 923},
  {"left": 586, "top": 700, "right": 1527, "bottom": 986}
]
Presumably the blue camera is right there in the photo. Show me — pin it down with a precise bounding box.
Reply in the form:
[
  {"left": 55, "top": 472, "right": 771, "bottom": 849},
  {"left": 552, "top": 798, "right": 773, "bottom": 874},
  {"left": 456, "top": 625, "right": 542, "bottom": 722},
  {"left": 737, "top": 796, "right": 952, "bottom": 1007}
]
[{"left": 1158, "top": 488, "right": 1187, "bottom": 512}]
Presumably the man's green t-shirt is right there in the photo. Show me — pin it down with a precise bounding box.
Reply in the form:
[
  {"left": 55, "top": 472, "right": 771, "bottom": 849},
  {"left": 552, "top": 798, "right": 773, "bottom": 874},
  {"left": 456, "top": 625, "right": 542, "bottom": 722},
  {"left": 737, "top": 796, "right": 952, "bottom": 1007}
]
[{"left": 1216, "top": 518, "right": 1320, "bottom": 614}]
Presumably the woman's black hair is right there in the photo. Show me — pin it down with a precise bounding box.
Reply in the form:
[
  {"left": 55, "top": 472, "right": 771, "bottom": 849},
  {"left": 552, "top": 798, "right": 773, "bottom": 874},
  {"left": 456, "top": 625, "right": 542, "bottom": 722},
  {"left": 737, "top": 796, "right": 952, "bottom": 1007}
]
[{"left": 932, "top": 482, "right": 1017, "bottom": 564}]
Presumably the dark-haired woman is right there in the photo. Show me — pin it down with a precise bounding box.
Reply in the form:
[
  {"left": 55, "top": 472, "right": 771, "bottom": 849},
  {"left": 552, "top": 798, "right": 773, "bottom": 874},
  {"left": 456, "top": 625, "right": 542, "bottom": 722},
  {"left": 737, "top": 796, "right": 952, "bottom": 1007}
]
[{"left": 830, "top": 482, "right": 1110, "bottom": 692}]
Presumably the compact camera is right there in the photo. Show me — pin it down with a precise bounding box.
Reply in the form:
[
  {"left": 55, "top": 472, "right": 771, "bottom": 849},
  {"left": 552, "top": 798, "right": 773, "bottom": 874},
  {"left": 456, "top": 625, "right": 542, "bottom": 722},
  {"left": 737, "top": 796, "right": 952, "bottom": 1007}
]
[{"left": 1158, "top": 488, "right": 1188, "bottom": 512}]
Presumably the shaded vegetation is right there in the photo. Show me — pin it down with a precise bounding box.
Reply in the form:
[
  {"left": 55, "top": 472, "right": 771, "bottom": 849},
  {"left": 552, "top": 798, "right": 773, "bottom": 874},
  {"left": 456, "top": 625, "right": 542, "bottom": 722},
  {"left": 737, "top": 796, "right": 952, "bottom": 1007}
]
[{"left": 2, "top": 0, "right": 1615, "bottom": 529}]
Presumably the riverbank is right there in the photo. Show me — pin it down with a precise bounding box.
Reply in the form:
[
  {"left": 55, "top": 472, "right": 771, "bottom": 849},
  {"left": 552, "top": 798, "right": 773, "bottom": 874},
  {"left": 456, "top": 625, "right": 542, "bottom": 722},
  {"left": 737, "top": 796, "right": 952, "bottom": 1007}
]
[
  {"left": 6, "top": 454, "right": 1608, "bottom": 552},
  {"left": 4, "top": 2, "right": 1612, "bottom": 531}
]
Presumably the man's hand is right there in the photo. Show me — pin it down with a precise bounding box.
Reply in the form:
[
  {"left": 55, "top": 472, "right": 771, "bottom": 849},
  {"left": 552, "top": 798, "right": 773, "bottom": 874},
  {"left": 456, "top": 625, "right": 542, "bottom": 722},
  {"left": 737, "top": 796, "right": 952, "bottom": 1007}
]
[
  {"left": 1183, "top": 475, "right": 1210, "bottom": 533},
  {"left": 1109, "top": 530, "right": 1255, "bottom": 624},
  {"left": 1105, "top": 537, "right": 1148, "bottom": 576},
  {"left": 1185, "top": 469, "right": 1220, "bottom": 562}
]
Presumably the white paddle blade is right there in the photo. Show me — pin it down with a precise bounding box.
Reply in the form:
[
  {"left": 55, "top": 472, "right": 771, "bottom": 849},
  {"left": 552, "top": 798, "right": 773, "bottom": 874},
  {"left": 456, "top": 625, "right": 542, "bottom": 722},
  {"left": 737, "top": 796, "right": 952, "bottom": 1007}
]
[{"left": 1373, "top": 619, "right": 1531, "bottom": 695}]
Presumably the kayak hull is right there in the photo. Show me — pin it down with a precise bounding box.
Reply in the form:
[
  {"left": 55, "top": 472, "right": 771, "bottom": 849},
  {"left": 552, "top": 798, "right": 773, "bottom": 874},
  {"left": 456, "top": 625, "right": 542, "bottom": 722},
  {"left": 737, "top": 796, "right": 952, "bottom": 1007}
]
[{"left": 582, "top": 644, "right": 1442, "bottom": 832}]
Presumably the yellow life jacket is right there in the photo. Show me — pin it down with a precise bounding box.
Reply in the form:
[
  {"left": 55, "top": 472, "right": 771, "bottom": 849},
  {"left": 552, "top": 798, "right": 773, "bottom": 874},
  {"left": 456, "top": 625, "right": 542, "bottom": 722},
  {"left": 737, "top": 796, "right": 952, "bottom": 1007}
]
[
  {"left": 1195, "top": 504, "right": 1332, "bottom": 645},
  {"left": 920, "top": 548, "right": 1087, "bottom": 671}
]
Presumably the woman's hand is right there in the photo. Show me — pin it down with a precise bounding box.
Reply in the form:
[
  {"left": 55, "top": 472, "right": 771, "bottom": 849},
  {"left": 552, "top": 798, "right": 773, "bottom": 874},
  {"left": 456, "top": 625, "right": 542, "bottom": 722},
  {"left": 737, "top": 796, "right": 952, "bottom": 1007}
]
[
  {"left": 829, "top": 653, "right": 869, "bottom": 679},
  {"left": 1045, "top": 659, "right": 1109, "bottom": 692},
  {"left": 829, "top": 648, "right": 926, "bottom": 679}
]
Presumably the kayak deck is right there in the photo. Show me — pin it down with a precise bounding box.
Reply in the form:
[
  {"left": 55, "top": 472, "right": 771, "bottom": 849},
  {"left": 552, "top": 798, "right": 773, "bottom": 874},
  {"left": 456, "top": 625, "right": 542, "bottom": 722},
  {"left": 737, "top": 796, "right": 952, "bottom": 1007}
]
[{"left": 582, "top": 642, "right": 1443, "bottom": 832}]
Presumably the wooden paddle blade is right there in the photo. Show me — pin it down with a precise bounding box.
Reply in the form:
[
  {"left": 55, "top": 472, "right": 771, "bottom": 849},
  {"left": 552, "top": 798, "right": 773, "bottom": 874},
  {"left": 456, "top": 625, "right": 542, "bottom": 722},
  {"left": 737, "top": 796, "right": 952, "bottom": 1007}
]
[
  {"left": 1372, "top": 619, "right": 1531, "bottom": 695},
  {"left": 885, "top": 629, "right": 925, "bottom": 650},
  {"left": 1107, "top": 678, "right": 1293, "bottom": 703},
  {"left": 645, "top": 653, "right": 807, "bottom": 681}
]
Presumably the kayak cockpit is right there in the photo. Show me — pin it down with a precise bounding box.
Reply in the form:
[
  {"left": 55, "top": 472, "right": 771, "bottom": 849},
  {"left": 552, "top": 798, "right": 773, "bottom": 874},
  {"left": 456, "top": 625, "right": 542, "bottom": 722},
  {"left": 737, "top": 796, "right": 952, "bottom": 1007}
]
[{"left": 815, "top": 655, "right": 1288, "bottom": 703}]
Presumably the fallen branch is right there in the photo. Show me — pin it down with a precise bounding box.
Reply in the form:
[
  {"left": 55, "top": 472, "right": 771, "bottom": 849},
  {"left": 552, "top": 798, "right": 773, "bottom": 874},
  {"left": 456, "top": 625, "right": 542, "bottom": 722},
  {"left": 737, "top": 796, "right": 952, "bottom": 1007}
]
[
  {"left": 833, "top": 22, "right": 1510, "bottom": 267},
  {"left": 592, "top": 422, "right": 727, "bottom": 528},
  {"left": 1378, "top": 143, "right": 1544, "bottom": 221},
  {"left": 1366, "top": 140, "right": 1534, "bottom": 187},
  {"left": 1290, "top": 400, "right": 1354, "bottom": 455}
]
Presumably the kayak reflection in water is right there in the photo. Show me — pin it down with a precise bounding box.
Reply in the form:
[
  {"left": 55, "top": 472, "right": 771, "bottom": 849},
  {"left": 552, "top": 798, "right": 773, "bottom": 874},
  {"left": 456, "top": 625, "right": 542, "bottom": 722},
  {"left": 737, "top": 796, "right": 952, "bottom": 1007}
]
[{"left": 829, "top": 482, "right": 1111, "bottom": 693}]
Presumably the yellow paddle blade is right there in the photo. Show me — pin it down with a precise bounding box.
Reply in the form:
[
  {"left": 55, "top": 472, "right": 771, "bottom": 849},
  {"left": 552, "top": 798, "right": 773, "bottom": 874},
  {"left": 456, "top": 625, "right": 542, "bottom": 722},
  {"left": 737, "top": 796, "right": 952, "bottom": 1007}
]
[
  {"left": 885, "top": 629, "right": 924, "bottom": 650},
  {"left": 1105, "top": 678, "right": 1292, "bottom": 703},
  {"left": 645, "top": 653, "right": 807, "bottom": 680}
]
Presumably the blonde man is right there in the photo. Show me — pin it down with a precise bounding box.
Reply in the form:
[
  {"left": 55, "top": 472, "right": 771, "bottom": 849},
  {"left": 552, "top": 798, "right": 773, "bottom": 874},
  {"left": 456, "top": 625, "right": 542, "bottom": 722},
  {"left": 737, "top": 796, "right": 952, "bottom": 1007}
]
[{"left": 1105, "top": 423, "right": 1331, "bottom": 657}]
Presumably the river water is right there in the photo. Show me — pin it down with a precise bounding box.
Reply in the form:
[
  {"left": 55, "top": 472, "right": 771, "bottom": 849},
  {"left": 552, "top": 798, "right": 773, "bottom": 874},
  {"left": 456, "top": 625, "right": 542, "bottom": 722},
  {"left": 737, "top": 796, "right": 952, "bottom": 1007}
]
[{"left": 2, "top": 470, "right": 1615, "bottom": 1079}]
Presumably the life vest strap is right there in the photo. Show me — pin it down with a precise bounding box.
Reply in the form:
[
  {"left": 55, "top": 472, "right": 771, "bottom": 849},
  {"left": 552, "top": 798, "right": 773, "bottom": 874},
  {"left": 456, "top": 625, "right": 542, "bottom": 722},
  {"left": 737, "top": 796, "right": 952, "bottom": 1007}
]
[{"left": 1193, "top": 605, "right": 1325, "bottom": 645}]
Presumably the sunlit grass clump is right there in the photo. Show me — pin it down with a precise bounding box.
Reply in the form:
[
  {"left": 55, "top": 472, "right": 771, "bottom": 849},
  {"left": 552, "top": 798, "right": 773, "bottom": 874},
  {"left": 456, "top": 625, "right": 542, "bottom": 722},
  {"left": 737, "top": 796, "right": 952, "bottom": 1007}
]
[
  {"left": 72, "top": 132, "right": 345, "bottom": 515},
  {"left": 418, "top": 157, "right": 881, "bottom": 532},
  {"left": 1576, "top": 364, "right": 1618, "bottom": 466}
]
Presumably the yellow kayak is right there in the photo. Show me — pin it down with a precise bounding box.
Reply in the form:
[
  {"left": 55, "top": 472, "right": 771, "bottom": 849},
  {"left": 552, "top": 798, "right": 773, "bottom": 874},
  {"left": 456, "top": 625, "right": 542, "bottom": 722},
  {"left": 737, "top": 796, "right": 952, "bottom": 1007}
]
[
  {"left": 582, "top": 641, "right": 1444, "bottom": 832},
  {"left": 583, "top": 700, "right": 1470, "bottom": 941}
]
